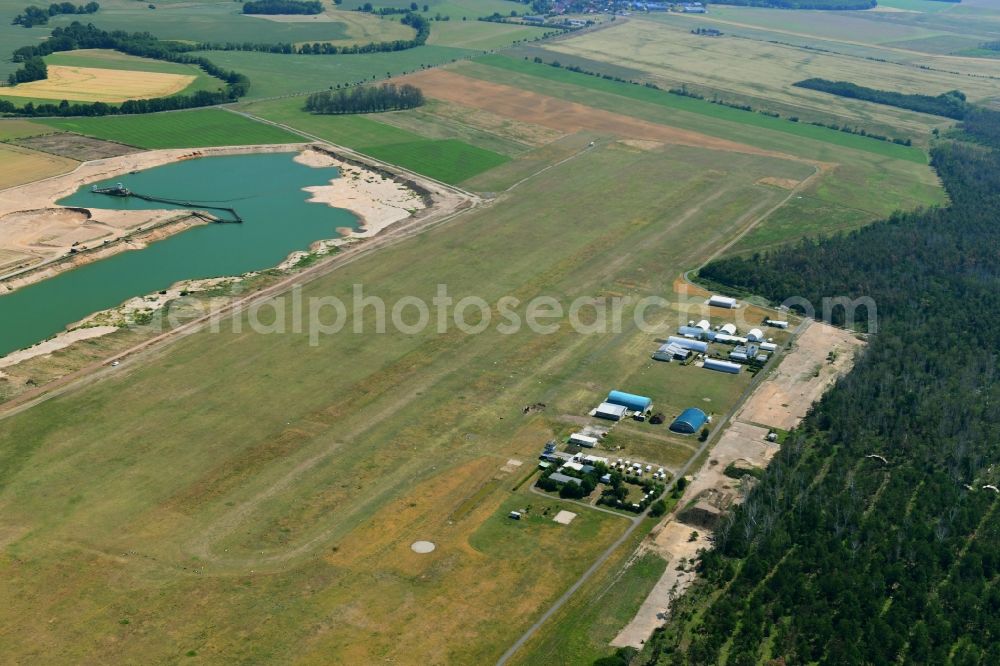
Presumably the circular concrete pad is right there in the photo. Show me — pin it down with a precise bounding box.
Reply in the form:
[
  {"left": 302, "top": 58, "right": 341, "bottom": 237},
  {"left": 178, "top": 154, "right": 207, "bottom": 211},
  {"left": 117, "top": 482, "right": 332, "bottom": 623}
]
[{"left": 411, "top": 540, "right": 436, "bottom": 554}]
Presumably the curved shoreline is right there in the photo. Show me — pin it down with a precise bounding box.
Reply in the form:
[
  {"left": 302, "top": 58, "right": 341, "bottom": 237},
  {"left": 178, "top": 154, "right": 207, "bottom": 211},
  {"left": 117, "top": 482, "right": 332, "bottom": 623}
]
[{"left": 0, "top": 142, "right": 465, "bottom": 369}]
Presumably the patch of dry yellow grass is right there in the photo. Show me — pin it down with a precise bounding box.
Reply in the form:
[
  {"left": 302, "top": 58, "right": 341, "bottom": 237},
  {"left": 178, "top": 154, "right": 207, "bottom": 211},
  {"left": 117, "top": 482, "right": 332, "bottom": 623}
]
[
  {"left": 3, "top": 65, "right": 195, "bottom": 103},
  {"left": 0, "top": 144, "right": 77, "bottom": 190}
]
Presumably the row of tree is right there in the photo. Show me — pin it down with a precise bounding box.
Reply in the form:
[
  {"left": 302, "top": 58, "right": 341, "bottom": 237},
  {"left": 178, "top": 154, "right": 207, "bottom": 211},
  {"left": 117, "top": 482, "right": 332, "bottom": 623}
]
[
  {"left": 4, "top": 22, "right": 248, "bottom": 116},
  {"left": 6, "top": 56, "right": 46, "bottom": 86},
  {"left": 194, "top": 11, "right": 429, "bottom": 56},
  {"left": 11, "top": 2, "right": 98, "bottom": 28},
  {"left": 644, "top": 109, "right": 1000, "bottom": 664},
  {"left": 304, "top": 83, "right": 424, "bottom": 114},
  {"left": 241, "top": 0, "right": 322, "bottom": 15},
  {"left": 794, "top": 77, "right": 969, "bottom": 119}
]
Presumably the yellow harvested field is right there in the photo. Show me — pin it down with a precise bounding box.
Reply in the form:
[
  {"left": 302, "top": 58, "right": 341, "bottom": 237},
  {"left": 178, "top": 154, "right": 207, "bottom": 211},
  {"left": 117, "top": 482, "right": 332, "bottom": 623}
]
[
  {"left": 2, "top": 65, "right": 195, "bottom": 103},
  {"left": 0, "top": 144, "right": 77, "bottom": 191}
]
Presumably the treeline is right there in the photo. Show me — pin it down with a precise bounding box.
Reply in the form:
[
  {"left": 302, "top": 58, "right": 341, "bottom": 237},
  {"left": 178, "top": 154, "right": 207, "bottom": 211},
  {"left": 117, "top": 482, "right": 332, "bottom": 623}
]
[
  {"left": 710, "top": 0, "right": 875, "bottom": 8},
  {"left": 11, "top": 2, "right": 98, "bottom": 28},
  {"left": 304, "top": 83, "right": 424, "bottom": 114},
  {"left": 241, "top": 0, "right": 322, "bottom": 14},
  {"left": 195, "top": 11, "right": 429, "bottom": 55},
  {"left": 7, "top": 56, "right": 46, "bottom": 85},
  {"left": 795, "top": 77, "right": 969, "bottom": 120},
  {"left": 529, "top": 57, "right": 913, "bottom": 147},
  {"left": 3, "top": 22, "right": 248, "bottom": 116},
  {"left": 644, "top": 113, "right": 1000, "bottom": 664}
]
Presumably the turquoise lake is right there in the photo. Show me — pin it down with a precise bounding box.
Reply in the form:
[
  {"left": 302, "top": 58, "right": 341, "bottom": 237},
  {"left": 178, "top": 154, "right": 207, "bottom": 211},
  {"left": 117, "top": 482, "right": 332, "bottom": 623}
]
[{"left": 0, "top": 152, "right": 357, "bottom": 357}]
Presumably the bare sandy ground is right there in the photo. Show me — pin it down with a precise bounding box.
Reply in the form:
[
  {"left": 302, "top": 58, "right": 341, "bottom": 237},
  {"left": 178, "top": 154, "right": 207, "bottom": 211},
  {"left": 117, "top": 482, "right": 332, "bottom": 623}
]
[
  {"left": 737, "top": 321, "right": 864, "bottom": 430},
  {"left": 296, "top": 148, "right": 426, "bottom": 237},
  {"left": 0, "top": 326, "right": 118, "bottom": 372},
  {"left": 613, "top": 320, "right": 865, "bottom": 647}
]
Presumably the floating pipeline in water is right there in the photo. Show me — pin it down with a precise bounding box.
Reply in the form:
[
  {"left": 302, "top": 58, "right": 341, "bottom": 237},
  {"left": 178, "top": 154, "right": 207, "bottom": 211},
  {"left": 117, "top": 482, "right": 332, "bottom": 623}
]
[{"left": 91, "top": 183, "right": 243, "bottom": 223}]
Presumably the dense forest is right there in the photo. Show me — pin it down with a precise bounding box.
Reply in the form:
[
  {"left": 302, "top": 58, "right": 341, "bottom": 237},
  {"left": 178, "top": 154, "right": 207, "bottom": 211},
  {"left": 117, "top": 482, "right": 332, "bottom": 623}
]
[
  {"left": 795, "top": 78, "right": 969, "bottom": 119},
  {"left": 3, "top": 22, "right": 248, "bottom": 116},
  {"left": 11, "top": 2, "right": 99, "bottom": 28},
  {"left": 304, "top": 83, "right": 424, "bottom": 114},
  {"left": 701, "top": 0, "right": 876, "bottom": 9},
  {"left": 241, "top": 0, "right": 322, "bottom": 15},
  {"left": 642, "top": 113, "right": 1000, "bottom": 664}
]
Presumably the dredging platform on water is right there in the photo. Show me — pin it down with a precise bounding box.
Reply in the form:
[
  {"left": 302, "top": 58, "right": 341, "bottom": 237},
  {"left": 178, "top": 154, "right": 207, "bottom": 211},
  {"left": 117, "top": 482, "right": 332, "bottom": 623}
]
[{"left": 91, "top": 183, "right": 243, "bottom": 223}]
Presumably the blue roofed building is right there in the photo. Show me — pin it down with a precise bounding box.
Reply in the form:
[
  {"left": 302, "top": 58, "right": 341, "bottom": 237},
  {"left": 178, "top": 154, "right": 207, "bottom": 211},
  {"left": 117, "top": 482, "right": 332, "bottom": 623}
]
[
  {"left": 670, "top": 408, "right": 708, "bottom": 434},
  {"left": 607, "top": 390, "right": 652, "bottom": 412}
]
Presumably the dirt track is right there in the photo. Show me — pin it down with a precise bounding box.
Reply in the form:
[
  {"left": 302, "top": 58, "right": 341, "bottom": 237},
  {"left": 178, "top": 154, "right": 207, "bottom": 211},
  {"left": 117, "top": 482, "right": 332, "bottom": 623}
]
[{"left": 402, "top": 69, "right": 813, "bottom": 163}]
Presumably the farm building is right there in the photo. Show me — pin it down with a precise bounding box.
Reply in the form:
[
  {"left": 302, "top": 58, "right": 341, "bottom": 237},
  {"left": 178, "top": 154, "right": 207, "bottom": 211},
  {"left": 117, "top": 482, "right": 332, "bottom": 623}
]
[
  {"left": 569, "top": 432, "right": 599, "bottom": 448},
  {"left": 765, "top": 319, "right": 789, "bottom": 329},
  {"left": 759, "top": 341, "right": 778, "bottom": 352},
  {"left": 713, "top": 333, "right": 745, "bottom": 345},
  {"left": 541, "top": 450, "right": 574, "bottom": 463},
  {"left": 709, "top": 294, "right": 737, "bottom": 309},
  {"left": 729, "top": 351, "right": 749, "bottom": 363},
  {"left": 670, "top": 407, "right": 708, "bottom": 434},
  {"left": 607, "top": 390, "right": 652, "bottom": 412},
  {"left": 653, "top": 342, "right": 691, "bottom": 362},
  {"left": 704, "top": 358, "right": 742, "bottom": 374},
  {"left": 695, "top": 319, "right": 711, "bottom": 331},
  {"left": 668, "top": 335, "right": 709, "bottom": 353},
  {"left": 747, "top": 328, "right": 765, "bottom": 342},
  {"left": 549, "top": 472, "right": 582, "bottom": 486},
  {"left": 719, "top": 323, "right": 737, "bottom": 336},
  {"left": 595, "top": 402, "right": 628, "bottom": 421}
]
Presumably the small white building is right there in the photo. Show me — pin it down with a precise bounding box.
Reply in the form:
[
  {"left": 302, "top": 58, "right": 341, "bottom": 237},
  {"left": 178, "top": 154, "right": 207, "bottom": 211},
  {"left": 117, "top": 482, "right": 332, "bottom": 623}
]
[
  {"left": 747, "top": 328, "right": 765, "bottom": 342},
  {"left": 695, "top": 319, "right": 711, "bottom": 331},
  {"left": 719, "top": 323, "right": 737, "bottom": 336},
  {"left": 709, "top": 295, "right": 737, "bottom": 309},
  {"left": 569, "top": 433, "right": 599, "bottom": 448},
  {"left": 594, "top": 402, "right": 628, "bottom": 421},
  {"left": 759, "top": 341, "right": 778, "bottom": 352},
  {"left": 765, "top": 319, "right": 789, "bottom": 329}
]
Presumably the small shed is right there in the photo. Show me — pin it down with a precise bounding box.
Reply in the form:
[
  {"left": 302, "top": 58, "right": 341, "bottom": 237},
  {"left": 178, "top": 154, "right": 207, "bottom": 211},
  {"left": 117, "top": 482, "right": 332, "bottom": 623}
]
[
  {"left": 607, "top": 390, "right": 652, "bottom": 412},
  {"left": 595, "top": 402, "right": 628, "bottom": 421},
  {"left": 670, "top": 407, "right": 708, "bottom": 434},
  {"left": 709, "top": 295, "right": 737, "bottom": 309},
  {"left": 704, "top": 358, "right": 742, "bottom": 374},
  {"left": 509, "top": 511, "right": 522, "bottom": 520}
]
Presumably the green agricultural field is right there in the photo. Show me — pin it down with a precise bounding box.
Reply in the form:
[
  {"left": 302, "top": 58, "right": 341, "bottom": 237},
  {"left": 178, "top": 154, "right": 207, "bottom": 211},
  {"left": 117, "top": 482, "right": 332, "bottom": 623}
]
[
  {"left": 239, "top": 97, "right": 511, "bottom": 184},
  {"left": 192, "top": 45, "right": 476, "bottom": 99},
  {"left": 0, "top": 141, "right": 813, "bottom": 663},
  {"left": 38, "top": 108, "right": 303, "bottom": 148}
]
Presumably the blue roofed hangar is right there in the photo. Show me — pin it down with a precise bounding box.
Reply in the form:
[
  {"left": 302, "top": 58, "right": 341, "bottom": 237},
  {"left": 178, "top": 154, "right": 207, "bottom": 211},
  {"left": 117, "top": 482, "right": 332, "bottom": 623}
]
[
  {"left": 670, "top": 408, "right": 708, "bottom": 434},
  {"left": 606, "top": 390, "right": 652, "bottom": 412}
]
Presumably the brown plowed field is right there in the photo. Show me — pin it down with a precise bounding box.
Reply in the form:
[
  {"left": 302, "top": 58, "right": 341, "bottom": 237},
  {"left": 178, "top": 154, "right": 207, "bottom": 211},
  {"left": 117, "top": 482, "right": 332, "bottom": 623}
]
[{"left": 402, "top": 69, "right": 806, "bottom": 162}]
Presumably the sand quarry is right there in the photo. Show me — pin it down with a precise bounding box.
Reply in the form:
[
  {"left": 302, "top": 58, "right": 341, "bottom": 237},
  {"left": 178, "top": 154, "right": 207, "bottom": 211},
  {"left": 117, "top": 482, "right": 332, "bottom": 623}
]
[
  {"left": 0, "top": 143, "right": 455, "bottom": 366},
  {"left": 613, "top": 320, "right": 864, "bottom": 648}
]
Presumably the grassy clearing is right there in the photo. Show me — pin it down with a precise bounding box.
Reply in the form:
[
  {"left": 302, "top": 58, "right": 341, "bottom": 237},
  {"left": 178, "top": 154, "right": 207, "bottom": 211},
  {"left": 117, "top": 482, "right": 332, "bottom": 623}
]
[
  {"left": 473, "top": 54, "right": 928, "bottom": 163},
  {"left": 0, "top": 143, "right": 77, "bottom": 189},
  {"left": 38, "top": 109, "right": 302, "bottom": 148},
  {"left": 2, "top": 66, "right": 196, "bottom": 104},
  {"left": 0, "top": 142, "right": 807, "bottom": 662}
]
